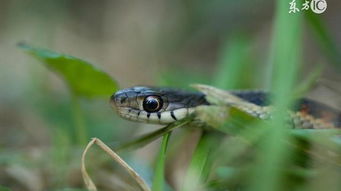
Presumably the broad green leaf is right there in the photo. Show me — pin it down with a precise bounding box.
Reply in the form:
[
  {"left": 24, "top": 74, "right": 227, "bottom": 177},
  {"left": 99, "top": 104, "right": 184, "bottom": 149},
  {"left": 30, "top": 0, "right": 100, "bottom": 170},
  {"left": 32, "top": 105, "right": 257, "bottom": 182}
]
[{"left": 18, "top": 43, "right": 118, "bottom": 98}]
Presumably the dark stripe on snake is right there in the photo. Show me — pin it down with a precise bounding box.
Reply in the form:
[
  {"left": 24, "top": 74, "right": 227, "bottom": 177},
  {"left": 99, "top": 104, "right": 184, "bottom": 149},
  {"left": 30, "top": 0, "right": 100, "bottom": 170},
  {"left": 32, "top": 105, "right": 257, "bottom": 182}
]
[{"left": 171, "top": 111, "right": 177, "bottom": 120}]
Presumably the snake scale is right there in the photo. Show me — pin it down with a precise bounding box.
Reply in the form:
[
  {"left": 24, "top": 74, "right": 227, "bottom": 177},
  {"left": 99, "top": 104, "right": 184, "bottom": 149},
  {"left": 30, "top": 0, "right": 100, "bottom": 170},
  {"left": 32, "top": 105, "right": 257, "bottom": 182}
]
[{"left": 111, "top": 85, "right": 341, "bottom": 129}]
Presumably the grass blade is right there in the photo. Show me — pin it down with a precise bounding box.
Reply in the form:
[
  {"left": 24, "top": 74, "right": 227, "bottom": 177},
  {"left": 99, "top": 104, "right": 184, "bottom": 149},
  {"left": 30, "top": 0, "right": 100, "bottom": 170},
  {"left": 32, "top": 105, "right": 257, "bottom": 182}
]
[
  {"left": 117, "top": 118, "right": 191, "bottom": 152},
  {"left": 213, "top": 34, "right": 251, "bottom": 89},
  {"left": 248, "top": 0, "right": 303, "bottom": 191},
  {"left": 180, "top": 131, "right": 222, "bottom": 191},
  {"left": 306, "top": 12, "right": 341, "bottom": 68},
  {"left": 152, "top": 132, "right": 172, "bottom": 191}
]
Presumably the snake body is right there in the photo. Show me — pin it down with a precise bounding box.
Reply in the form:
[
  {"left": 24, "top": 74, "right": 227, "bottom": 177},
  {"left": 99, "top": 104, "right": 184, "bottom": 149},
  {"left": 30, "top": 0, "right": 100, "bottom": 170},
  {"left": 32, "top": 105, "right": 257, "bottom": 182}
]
[{"left": 111, "top": 86, "right": 341, "bottom": 129}]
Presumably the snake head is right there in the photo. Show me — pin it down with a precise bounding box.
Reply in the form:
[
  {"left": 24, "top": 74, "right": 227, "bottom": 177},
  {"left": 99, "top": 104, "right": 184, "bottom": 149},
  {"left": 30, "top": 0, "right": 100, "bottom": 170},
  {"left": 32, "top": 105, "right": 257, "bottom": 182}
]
[{"left": 111, "top": 86, "right": 208, "bottom": 124}]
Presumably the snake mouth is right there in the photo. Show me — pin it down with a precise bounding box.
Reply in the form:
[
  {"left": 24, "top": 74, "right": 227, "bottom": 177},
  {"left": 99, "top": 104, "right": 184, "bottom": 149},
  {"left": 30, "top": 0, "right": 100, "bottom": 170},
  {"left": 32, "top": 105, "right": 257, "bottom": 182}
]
[
  {"left": 110, "top": 95, "right": 133, "bottom": 119},
  {"left": 114, "top": 106, "right": 165, "bottom": 124},
  {"left": 111, "top": 98, "right": 193, "bottom": 125},
  {"left": 114, "top": 105, "right": 194, "bottom": 125},
  {"left": 114, "top": 106, "right": 141, "bottom": 121}
]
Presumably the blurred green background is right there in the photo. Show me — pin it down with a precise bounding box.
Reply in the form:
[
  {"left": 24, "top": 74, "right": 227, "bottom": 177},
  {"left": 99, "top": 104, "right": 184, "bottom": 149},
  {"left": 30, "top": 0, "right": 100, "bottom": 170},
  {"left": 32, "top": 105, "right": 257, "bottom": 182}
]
[{"left": 0, "top": 0, "right": 340, "bottom": 191}]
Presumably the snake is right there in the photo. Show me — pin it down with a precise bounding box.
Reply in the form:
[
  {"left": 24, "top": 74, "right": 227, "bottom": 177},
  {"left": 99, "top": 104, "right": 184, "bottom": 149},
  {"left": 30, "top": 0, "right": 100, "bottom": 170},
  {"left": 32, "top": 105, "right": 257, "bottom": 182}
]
[{"left": 111, "top": 85, "right": 341, "bottom": 129}]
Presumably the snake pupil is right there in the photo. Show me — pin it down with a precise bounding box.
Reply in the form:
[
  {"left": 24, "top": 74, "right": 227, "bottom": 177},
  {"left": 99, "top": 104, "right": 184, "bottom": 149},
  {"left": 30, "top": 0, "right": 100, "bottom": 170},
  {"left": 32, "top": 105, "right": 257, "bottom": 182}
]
[{"left": 143, "top": 96, "right": 163, "bottom": 112}]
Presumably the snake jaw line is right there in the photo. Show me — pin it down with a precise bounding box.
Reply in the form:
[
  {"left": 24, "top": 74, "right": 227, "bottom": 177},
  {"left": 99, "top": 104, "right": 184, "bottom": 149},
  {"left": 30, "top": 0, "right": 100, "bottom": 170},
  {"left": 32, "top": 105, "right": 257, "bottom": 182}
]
[{"left": 115, "top": 105, "right": 195, "bottom": 125}]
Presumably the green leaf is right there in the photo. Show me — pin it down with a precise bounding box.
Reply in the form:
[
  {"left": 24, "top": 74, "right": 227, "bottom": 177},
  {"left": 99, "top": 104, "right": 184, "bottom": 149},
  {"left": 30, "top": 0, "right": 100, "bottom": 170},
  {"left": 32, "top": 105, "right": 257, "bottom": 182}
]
[
  {"left": 248, "top": 1, "right": 303, "bottom": 191},
  {"left": 18, "top": 43, "right": 118, "bottom": 98},
  {"left": 152, "top": 132, "right": 171, "bottom": 191}
]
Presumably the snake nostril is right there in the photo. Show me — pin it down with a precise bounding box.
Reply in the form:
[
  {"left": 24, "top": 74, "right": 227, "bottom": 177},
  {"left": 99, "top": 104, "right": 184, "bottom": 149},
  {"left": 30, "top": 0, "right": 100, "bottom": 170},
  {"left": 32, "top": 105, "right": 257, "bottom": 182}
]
[
  {"left": 113, "top": 91, "right": 128, "bottom": 105},
  {"left": 120, "top": 96, "right": 127, "bottom": 104}
]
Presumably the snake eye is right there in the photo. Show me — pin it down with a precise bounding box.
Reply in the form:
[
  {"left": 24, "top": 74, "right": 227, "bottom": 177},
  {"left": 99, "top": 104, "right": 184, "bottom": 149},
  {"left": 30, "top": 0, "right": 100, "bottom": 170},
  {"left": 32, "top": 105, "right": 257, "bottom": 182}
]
[{"left": 143, "top": 96, "right": 163, "bottom": 112}]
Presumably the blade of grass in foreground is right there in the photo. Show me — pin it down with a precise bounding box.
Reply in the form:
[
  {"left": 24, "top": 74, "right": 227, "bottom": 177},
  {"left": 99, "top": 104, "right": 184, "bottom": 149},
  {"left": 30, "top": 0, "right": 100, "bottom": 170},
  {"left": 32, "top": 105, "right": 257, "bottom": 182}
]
[
  {"left": 117, "top": 118, "right": 191, "bottom": 152},
  {"left": 180, "top": 34, "right": 252, "bottom": 190},
  {"left": 180, "top": 131, "right": 222, "bottom": 191},
  {"left": 152, "top": 132, "right": 172, "bottom": 191},
  {"left": 212, "top": 34, "right": 251, "bottom": 89},
  {"left": 306, "top": 12, "right": 341, "bottom": 69},
  {"left": 248, "top": 0, "right": 302, "bottom": 191},
  {"left": 292, "top": 65, "right": 323, "bottom": 99}
]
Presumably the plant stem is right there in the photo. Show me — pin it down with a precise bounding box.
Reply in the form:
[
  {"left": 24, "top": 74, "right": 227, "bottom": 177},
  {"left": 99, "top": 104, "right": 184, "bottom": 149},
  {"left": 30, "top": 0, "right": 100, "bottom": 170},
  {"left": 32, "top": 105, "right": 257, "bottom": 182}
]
[{"left": 71, "top": 93, "right": 88, "bottom": 145}]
